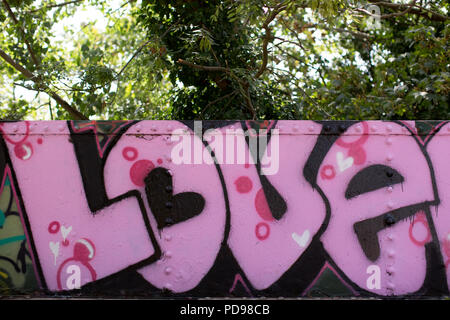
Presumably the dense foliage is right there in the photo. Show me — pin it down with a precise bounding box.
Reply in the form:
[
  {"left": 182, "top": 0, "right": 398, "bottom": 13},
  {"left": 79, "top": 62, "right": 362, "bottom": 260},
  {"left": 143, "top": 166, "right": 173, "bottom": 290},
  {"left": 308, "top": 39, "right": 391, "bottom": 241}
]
[{"left": 0, "top": 0, "right": 448, "bottom": 120}]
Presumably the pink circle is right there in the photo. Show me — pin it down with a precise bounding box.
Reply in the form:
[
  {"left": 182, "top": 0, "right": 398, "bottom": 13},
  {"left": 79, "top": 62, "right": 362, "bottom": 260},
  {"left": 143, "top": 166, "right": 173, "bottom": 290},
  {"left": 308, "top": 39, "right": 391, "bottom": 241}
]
[
  {"left": 48, "top": 221, "right": 60, "bottom": 234},
  {"left": 62, "top": 239, "right": 70, "bottom": 247},
  {"left": 255, "top": 188, "right": 275, "bottom": 221},
  {"left": 255, "top": 222, "right": 270, "bottom": 240},
  {"left": 37, "top": 138, "right": 43, "bottom": 144},
  {"left": 244, "top": 164, "right": 250, "bottom": 169},
  {"left": 409, "top": 214, "right": 431, "bottom": 246},
  {"left": 234, "top": 176, "right": 253, "bottom": 193},
  {"left": 122, "top": 147, "right": 138, "bottom": 161},
  {"left": 320, "top": 165, "right": 336, "bottom": 180},
  {"left": 157, "top": 158, "right": 163, "bottom": 165},
  {"left": 348, "top": 146, "right": 366, "bottom": 165},
  {"left": 1, "top": 121, "right": 30, "bottom": 145},
  {"left": 14, "top": 142, "right": 33, "bottom": 160},
  {"left": 130, "top": 160, "right": 155, "bottom": 186},
  {"left": 336, "top": 121, "right": 369, "bottom": 148}
]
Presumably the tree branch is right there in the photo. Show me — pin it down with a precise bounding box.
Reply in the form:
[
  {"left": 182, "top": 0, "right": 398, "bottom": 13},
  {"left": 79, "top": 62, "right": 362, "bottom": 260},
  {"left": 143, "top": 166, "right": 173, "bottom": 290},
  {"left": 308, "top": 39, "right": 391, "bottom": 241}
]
[
  {"left": 365, "top": 0, "right": 448, "bottom": 21},
  {"left": 255, "top": 2, "right": 290, "bottom": 78},
  {"left": 330, "top": 28, "right": 375, "bottom": 40},
  {"left": 1, "top": 0, "right": 40, "bottom": 66},
  {"left": 116, "top": 19, "right": 180, "bottom": 80},
  {"left": 201, "top": 90, "right": 238, "bottom": 119},
  {"left": 25, "top": 0, "right": 84, "bottom": 13},
  {"left": 243, "top": 84, "right": 257, "bottom": 120},
  {"left": 177, "top": 59, "right": 231, "bottom": 73},
  {"left": 270, "top": 66, "right": 333, "bottom": 118},
  {"left": 0, "top": 48, "right": 88, "bottom": 120}
]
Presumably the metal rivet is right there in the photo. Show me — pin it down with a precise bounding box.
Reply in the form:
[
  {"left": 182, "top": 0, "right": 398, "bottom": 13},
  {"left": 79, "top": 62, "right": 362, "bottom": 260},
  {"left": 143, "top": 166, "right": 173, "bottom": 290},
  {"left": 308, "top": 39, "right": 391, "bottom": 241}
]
[
  {"left": 164, "top": 267, "right": 172, "bottom": 275},
  {"left": 165, "top": 202, "right": 173, "bottom": 209},
  {"left": 293, "top": 125, "right": 299, "bottom": 132},
  {"left": 387, "top": 267, "right": 395, "bottom": 275},
  {"left": 371, "top": 125, "right": 377, "bottom": 132},
  {"left": 355, "top": 125, "right": 362, "bottom": 133},
  {"left": 151, "top": 125, "right": 157, "bottom": 131},
  {"left": 12, "top": 125, "right": 18, "bottom": 132},
  {"left": 165, "top": 185, "right": 173, "bottom": 193},
  {"left": 387, "top": 124, "right": 393, "bottom": 132},
  {"left": 387, "top": 186, "right": 393, "bottom": 193},
  {"left": 308, "top": 126, "right": 314, "bottom": 132},
  {"left": 165, "top": 251, "right": 172, "bottom": 258},
  {"left": 164, "top": 234, "right": 172, "bottom": 241},
  {"left": 58, "top": 124, "right": 64, "bottom": 131},
  {"left": 384, "top": 214, "right": 396, "bottom": 226},
  {"left": 387, "top": 234, "right": 394, "bottom": 241},
  {"left": 387, "top": 282, "right": 395, "bottom": 290},
  {"left": 338, "top": 125, "right": 346, "bottom": 133},
  {"left": 386, "top": 138, "right": 393, "bottom": 145},
  {"left": 324, "top": 125, "right": 331, "bottom": 132},
  {"left": 387, "top": 201, "right": 394, "bottom": 209},
  {"left": 387, "top": 154, "right": 393, "bottom": 161},
  {"left": 136, "top": 125, "right": 141, "bottom": 132},
  {"left": 388, "top": 250, "right": 395, "bottom": 258},
  {"left": 386, "top": 170, "right": 394, "bottom": 178}
]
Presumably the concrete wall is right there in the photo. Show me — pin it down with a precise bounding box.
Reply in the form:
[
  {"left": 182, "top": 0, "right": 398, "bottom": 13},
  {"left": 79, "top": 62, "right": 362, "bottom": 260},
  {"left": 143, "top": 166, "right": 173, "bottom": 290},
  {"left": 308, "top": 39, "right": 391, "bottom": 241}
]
[{"left": 0, "top": 120, "right": 449, "bottom": 298}]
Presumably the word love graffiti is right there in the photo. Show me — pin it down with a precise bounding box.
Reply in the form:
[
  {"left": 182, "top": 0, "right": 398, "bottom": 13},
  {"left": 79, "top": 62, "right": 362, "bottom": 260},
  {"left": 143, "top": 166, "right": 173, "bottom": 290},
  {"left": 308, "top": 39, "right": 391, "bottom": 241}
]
[{"left": 0, "top": 120, "right": 450, "bottom": 298}]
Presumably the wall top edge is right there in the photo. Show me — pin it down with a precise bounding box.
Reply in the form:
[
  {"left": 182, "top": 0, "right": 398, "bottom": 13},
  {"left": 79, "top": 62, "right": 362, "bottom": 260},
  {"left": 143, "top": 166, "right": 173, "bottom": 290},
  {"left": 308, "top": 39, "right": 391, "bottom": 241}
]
[{"left": 0, "top": 120, "right": 448, "bottom": 136}]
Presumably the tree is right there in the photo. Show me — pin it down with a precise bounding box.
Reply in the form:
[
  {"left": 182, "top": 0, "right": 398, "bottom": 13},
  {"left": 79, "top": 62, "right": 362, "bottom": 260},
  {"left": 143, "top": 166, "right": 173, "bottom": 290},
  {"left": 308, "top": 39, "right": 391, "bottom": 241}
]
[
  {"left": 0, "top": 0, "right": 449, "bottom": 120},
  {"left": 0, "top": 0, "right": 171, "bottom": 120}
]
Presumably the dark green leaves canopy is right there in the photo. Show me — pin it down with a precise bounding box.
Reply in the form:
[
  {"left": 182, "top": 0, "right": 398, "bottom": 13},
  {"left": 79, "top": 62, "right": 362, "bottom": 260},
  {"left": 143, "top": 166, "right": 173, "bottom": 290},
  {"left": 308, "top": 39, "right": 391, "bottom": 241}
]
[{"left": 0, "top": 0, "right": 448, "bottom": 120}]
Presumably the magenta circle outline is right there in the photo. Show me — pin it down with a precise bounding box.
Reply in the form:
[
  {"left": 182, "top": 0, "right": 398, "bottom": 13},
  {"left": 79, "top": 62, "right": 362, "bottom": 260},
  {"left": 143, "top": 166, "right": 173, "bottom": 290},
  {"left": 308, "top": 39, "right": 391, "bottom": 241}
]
[
  {"left": 255, "top": 222, "right": 270, "bottom": 240},
  {"left": 409, "top": 217, "right": 431, "bottom": 246},
  {"left": 320, "top": 165, "right": 336, "bottom": 180},
  {"left": 56, "top": 258, "right": 97, "bottom": 290},
  {"left": 48, "top": 221, "right": 60, "bottom": 234},
  {"left": 336, "top": 121, "right": 369, "bottom": 148},
  {"left": 1, "top": 121, "right": 30, "bottom": 145},
  {"left": 122, "top": 147, "right": 138, "bottom": 161}
]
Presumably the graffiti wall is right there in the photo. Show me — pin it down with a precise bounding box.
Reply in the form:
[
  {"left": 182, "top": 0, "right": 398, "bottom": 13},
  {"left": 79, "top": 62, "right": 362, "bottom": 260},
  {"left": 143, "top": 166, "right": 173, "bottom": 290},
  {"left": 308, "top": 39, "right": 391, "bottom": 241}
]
[{"left": 0, "top": 120, "right": 449, "bottom": 298}]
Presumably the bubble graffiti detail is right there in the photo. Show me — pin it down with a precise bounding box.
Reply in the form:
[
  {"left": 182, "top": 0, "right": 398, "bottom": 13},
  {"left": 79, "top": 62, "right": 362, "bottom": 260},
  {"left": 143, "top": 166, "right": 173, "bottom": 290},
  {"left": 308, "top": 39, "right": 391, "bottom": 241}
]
[{"left": 0, "top": 120, "right": 450, "bottom": 298}]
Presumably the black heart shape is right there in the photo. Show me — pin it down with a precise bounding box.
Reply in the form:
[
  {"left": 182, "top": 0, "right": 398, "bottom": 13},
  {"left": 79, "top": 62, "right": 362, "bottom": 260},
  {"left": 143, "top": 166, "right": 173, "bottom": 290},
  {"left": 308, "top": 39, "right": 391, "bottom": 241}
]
[{"left": 144, "top": 167, "right": 205, "bottom": 229}]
